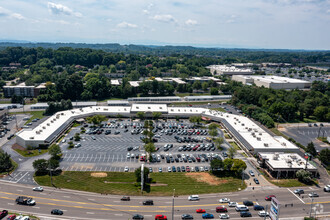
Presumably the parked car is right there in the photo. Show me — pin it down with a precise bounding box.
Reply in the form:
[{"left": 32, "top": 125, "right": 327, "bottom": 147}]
[
  {"left": 249, "top": 170, "right": 255, "bottom": 176},
  {"left": 6, "top": 215, "right": 16, "bottom": 220},
  {"left": 121, "top": 196, "right": 130, "bottom": 201},
  {"left": 219, "top": 198, "right": 230, "bottom": 203},
  {"left": 181, "top": 214, "right": 194, "bottom": 219},
  {"left": 196, "top": 209, "right": 206, "bottom": 213},
  {"left": 324, "top": 185, "right": 330, "bottom": 192},
  {"left": 132, "top": 214, "right": 144, "bottom": 219},
  {"left": 235, "top": 205, "right": 249, "bottom": 212},
  {"left": 124, "top": 166, "right": 129, "bottom": 172},
  {"left": 258, "top": 211, "right": 269, "bottom": 217},
  {"left": 265, "top": 195, "right": 276, "bottom": 201},
  {"left": 202, "top": 213, "right": 214, "bottom": 219},
  {"left": 0, "top": 210, "right": 8, "bottom": 219},
  {"left": 216, "top": 206, "right": 228, "bottom": 213},
  {"left": 294, "top": 189, "right": 304, "bottom": 194},
  {"left": 240, "top": 211, "right": 252, "bottom": 217},
  {"left": 253, "top": 205, "right": 264, "bottom": 210},
  {"left": 243, "top": 200, "right": 254, "bottom": 206},
  {"left": 51, "top": 209, "right": 63, "bottom": 215},
  {"left": 32, "top": 186, "right": 43, "bottom": 192},
  {"left": 143, "top": 200, "right": 154, "bottom": 205},
  {"left": 219, "top": 213, "right": 230, "bottom": 219}
]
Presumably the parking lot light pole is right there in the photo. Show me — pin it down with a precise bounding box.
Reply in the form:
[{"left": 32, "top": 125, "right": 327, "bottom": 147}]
[{"left": 172, "top": 189, "right": 175, "bottom": 220}]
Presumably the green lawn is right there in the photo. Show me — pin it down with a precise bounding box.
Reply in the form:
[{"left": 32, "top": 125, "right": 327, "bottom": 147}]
[
  {"left": 210, "top": 107, "right": 226, "bottom": 112},
  {"left": 14, "top": 148, "right": 48, "bottom": 157},
  {"left": 10, "top": 111, "right": 45, "bottom": 124},
  {"left": 259, "top": 170, "right": 317, "bottom": 187},
  {"left": 35, "top": 172, "right": 246, "bottom": 196},
  {"left": 224, "top": 134, "right": 231, "bottom": 139}
]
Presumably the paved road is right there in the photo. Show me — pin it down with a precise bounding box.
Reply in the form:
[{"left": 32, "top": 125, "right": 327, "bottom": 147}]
[{"left": 0, "top": 181, "right": 329, "bottom": 220}]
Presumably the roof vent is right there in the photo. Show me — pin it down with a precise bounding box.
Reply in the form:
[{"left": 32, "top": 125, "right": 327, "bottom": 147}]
[
  {"left": 29, "top": 136, "right": 34, "bottom": 139},
  {"left": 47, "top": 123, "right": 50, "bottom": 126},
  {"left": 257, "top": 137, "right": 261, "bottom": 141},
  {"left": 42, "top": 126, "right": 46, "bottom": 129},
  {"left": 264, "top": 143, "right": 268, "bottom": 147},
  {"left": 282, "top": 142, "right": 286, "bottom": 146}
]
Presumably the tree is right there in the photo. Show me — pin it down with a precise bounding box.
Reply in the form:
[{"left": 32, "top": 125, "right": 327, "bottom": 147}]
[
  {"left": 86, "top": 115, "right": 107, "bottom": 126},
  {"left": 144, "top": 142, "right": 156, "bottom": 161},
  {"left": 134, "top": 166, "right": 150, "bottom": 183},
  {"left": 230, "top": 159, "right": 247, "bottom": 176},
  {"left": 319, "top": 148, "right": 330, "bottom": 167},
  {"left": 313, "top": 106, "right": 328, "bottom": 122},
  {"left": 223, "top": 158, "right": 233, "bottom": 171},
  {"left": 33, "top": 159, "right": 48, "bottom": 174},
  {"left": 0, "top": 150, "right": 13, "bottom": 173},
  {"left": 48, "top": 144, "right": 61, "bottom": 158},
  {"left": 136, "top": 112, "right": 145, "bottom": 120},
  {"left": 48, "top": 158, "right": 60, "bottom": 170},
  {"left": 228, "top": 147, "right": 237, "bottom": 159},
  {"left": 210, "top": 158, "right": 223, "bottom": 172},
  {"left": 152, "top": 112, "right": 162, "bottom": 121},
  {"left": 202, "top": 82, "right": 209, "bottom": 91},
  {"left": 296, "top": 169, "right": 312, "bottom": 184},
  {"left": 306, "top": 142, "right": 317, "bottom": 157},
  {"left": 210, "top": 87, "right": 219, "bottom": 95},
  {"left": 214, "top": 137, "right": 224, "bottom": 150},
  {"left": 189, "top": 116, "right": 202, "bottom": 126},
  {"left": 74, "top": 133, "right": 81, "bottom": 141},
  {"left": 209, "top": 129, "right": 218, "bottom": 139},
  {"left": 208, "top": 123, "right": 218, "bottom": 130}
]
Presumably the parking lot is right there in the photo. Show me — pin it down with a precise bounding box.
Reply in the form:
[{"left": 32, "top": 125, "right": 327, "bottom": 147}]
[
  {"left": 279, "top": 123, "right": 330, "bottom": 150},
  {"left": 59, "top": 119, "right": 224, "bottom": 172}
]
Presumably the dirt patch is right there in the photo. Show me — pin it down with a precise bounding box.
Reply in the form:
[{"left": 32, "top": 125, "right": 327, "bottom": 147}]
[
  {"left": 12, "top": 143, "right": 25, "bottom": 151},
  {"left": 91, "top": 172, "right": 107, "bottom": 178},
  {"left": 150, "top": 183, "right": 168, "bottom": 187},
  {"left": 185, "top": 173, "right": 228, "bottom": 185}
]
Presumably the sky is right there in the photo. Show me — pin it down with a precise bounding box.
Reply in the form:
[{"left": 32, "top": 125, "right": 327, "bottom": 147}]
[{"left": 0, "top": 0, "right": 329, "bottom": 50}]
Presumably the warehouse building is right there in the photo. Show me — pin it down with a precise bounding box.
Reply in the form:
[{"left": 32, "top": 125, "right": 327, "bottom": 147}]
[
  {"left": 107, "top": 100, "right": 130, "bottom": 106},
  {"left": 184, "top": 95, "right": 232, "bottom": 101},
  {"left": 231, "top": 75, "right": 311, "bottom": 90},
  {"left": 257, "top": 152, "right": 317, "bottom": 178},
  {"left": 128, "top": 96, "right": 181, "bottom": 103},
  {"left": 30, "top": 102, "right": 97, "bottom": 110},
  {"left": 207, "top": 65, "right": 253, "bottom": 76}
]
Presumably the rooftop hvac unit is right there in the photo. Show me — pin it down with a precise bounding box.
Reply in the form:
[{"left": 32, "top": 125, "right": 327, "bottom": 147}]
[
  {"left": 259, "top": 132, "right": 262, "bottom": 135},
  {"left": 53, "top": 118, "right": 56, "bottom": 121},
  {"left": 29, "top": 136, "right": 34, "bottom": 139},
  {"left": 61, "top": 113, "right": 64, "bottom": 115},
  {"left": 257, "top": 137, "right": 261, "bottom": 141},
  {"left": 282, "top": 142, "right": 286, "bottom": 146},
  {"left": 242, "top": 123, "right": 244, "bottom": 126},
  {"left": 275, "top": 153, "right": 279, "bottom": 158},
  {"left": 290, "top": 154, "right": 297, "bottom": 159},
  {"left": 234, "top": 117, "right": 236, "bottom": 120},
  {"left": 273, "top": 155, "right": 278, "bottom": 160},
  {"left": 248, "top": 128, "right": 252, "bottom": 131},
  {"left": 234, "top": 122, "right": 236, "bottom": 125},
  {"left": 39, "top": 129, "right": 42, "bottom": 132},
  {"left": 47, "top": 123, "right": 50, "bottom": 126},
  {"left": 50, "top": 120, "right": 53, "bottom": 123},
  {"left": 264, "top": 143, "right": 268, "bottom": 147},
  {"left": 36, "top": 131, "right": 39, "bottom": 134},
  {"left": 286, "top": 159, "right": 292, "bottom": 163},
  {"left": 103, "top": 108, "right": 108, "bottom": 111},
  {"left": 245, "top": 127, "right": 248, "bottom": 129},
  {"left": 42, "top": 126, "right": 46, "bottom": 129}
]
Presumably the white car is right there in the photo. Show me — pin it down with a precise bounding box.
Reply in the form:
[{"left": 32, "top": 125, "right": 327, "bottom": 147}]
[
  {"left": 228, "top": 202, "right": 238, "bottom": 207},
  {"left": 324, "top": 185, "right": 330, "bottom": 192},
  {"left": 258, "top": 211, "right": 269, "bottom": 217},
  {"left": 188, "top": 195, "right": 199, "bottom": 201},
  {"left": 33, "top": 186, "right": 43, "bottom": 192},
  {"left": 124, "top": 166, "right": 129, "bottom": 172},
  {"left": 219, "top": 198, "right": 230, "bottom": 203},
  {"left": 219, "top": 213, "right": 230, "bottom": 219}
]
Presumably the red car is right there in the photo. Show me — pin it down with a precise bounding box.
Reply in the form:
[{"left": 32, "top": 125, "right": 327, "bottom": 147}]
[
  {"left": 0, "top": 210, "right": 8, "bottom": 219},
  {"left": 6, "top": 215, "right": 16, "bottom": 220},
  {"left": 140, "top": 156, "right": 145, "bottom": 161},
  {"left": 155, "top": 214, "right": 167, "bottom": 220},
  {"left": 265, "top": 195, "right": 276, "bottom": 201},
  {"left": 186, "top": 166, "right": 190, "bottom": 172},
  {"left": 196, "top": 209, "right": 206, "bottom": 213},
  {"left": 216, "top": 206, "right": 228, "bottom": 213}
]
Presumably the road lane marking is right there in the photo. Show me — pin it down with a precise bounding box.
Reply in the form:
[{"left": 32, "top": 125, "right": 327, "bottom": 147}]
[
  {"left": 287, "top": 188, "right": 305, "bottom": 204},
  {"left": 14, "top": 172, "right": 29, "bottom": 183}
]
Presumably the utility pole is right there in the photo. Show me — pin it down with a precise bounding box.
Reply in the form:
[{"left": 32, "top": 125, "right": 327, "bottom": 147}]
[
  {"left": 264, "top": 205, "right": 268, "bottom": 220},
  {"left": 317, "top": 126, "right": 322, "bottom": 138},
  {"left": 309, "top": 192, "right": 314, "bottom": 218},
  {"left": 172, "top": 189, "right": 175, "bottom": 220}
]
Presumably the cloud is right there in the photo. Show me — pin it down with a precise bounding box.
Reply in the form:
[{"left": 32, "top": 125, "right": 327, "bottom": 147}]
[
  {"left": 47, "top": 2, "right": 82, "bottom": 17},
  {"left": 143, "top": 9, "right": 149, "bottom": 15},
  {"left": 0, "top": 6, "right": 25, "bottom": 20},
  {"left": 152, "top": 14, "right": 177, "bottom": 23},
  {"left": 185, "top": 19, "right": 198, "bottom": 25},
  {"left": 117, "top": 21, "right": 138, "bottom": 28},
  {"left": 327, "top": 9, "right": 330, "bottom": 13}
]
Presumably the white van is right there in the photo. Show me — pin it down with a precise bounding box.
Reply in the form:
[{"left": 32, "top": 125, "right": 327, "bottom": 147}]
[
  {"left": 20, "top": 217, "right": 30, "bottom": 220},
  {"left": 188, "top": 195, "right": 200, "bottom": 201},
  {"left": 235, "top": 205, "right": 249, "bottom": 211}
]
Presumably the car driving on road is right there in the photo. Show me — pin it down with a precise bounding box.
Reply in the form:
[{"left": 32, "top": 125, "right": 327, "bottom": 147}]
[
  {"left": 32, "top": 186, "right": 43, "bottom": 192},
  {"left": 51, "top": 209, "right": 63, "bottom": 215},
  {"left": 181, "top": 214, "right": 194, "bottom": 219}
]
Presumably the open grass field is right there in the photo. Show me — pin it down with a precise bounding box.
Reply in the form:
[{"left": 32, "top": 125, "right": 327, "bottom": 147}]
[
  {"left": 34, "top": 172, "right": 246, "bottom": 196},
  {"left": 12, "top": 143, "right": 48, "bottom": 157},
  {"left": 10, "top": 111, "right": 45, "bottom": 124},
  {"left": 210, "top": 107, "right": 226, "bottom": 112}
]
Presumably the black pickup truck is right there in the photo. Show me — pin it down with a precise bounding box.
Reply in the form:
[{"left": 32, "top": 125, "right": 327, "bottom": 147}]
[{"left": 15, "top": 196, "right": 36, "bottom": 206}]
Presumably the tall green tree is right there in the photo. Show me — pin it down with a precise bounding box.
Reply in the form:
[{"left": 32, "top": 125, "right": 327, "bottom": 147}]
[
  {"left": 306, "top": 142, "right": 317, "bottom": 157},
  {"left": 48, "top": 144, "right": 62, "bottom": 158},
  {"left": 0, "top": 150, "right": 13, "bottom": 173}
]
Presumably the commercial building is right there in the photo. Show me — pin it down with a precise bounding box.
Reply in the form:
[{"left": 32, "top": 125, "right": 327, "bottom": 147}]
[
  {"left": 107, "top": 100, "right": 130, "bottom": 106},
  {"left": 30, "top": 102, "right": 97, "bottom": 110},
  {"left": 207, "top": 65, "right": 253, "bottom": 76},
  {"left": 257, "top": 152, "right": 317, "bottom": 178},
  {"left": 127, "top": 96, "right": 181, "bottom": 103},
  {"left": 231, "top": 75, "right": 311, "bottom": 90},
  {"left": 186, "top": 76, "right": 221, "bottom": 83},
  {"left": 3, "top": 83, "right": 48, "bottom": 98},
  {"left": 184, "top": 95, "right": 232, "bottom": 102},
  {"left": 110, "top": 80, "right": 121, "bottom": 86}
]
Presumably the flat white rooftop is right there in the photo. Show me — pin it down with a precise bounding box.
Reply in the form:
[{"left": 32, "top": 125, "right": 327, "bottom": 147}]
[
  {"left": 259, "top": 152, "right": 316, "bottom": 170},
  {"left": 131, "top": 104, "right": 168, "bottom": 112},
  {"left": 235, "top": 75, "right": 310, "bottom": 84},
  {"left": 110, "top": 80, "right": 121, "bottom": 86}
]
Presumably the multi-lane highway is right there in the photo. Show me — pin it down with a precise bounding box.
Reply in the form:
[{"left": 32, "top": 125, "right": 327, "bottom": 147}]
[{"left": 0, "top": 181, "right": 329, "bottom": 219}]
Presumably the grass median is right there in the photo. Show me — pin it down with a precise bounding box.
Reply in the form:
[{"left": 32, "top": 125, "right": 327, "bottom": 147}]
[{"left": 34, "top": 171, "right": 246, "bottom": 196}]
